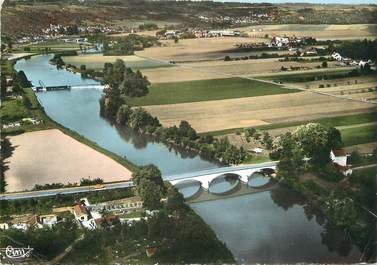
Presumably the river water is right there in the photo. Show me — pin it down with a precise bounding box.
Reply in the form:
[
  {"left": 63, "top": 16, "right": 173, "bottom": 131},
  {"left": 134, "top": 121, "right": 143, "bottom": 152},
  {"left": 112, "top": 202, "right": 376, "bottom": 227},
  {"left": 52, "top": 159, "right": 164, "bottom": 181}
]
[{"left": 14, "top": 54, "right": 361, "bottom": 263}]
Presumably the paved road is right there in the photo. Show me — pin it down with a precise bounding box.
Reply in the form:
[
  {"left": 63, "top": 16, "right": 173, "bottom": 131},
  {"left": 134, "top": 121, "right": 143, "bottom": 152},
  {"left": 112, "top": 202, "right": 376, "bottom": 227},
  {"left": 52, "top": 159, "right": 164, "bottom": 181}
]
[{"left": 0, "top": 181, "right": 135, "bottom": 201}]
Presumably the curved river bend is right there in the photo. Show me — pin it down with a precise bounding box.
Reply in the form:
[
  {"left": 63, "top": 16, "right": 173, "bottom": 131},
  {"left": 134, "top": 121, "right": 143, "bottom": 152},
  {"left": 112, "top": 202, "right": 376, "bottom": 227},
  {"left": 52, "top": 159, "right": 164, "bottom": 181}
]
[{"left": 15, "top": 54, "right": 361, "bottom": 263}]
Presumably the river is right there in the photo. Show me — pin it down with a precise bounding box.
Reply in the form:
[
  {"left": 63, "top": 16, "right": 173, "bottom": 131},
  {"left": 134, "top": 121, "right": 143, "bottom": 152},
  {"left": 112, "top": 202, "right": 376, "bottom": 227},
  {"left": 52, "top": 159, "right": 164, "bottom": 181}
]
[{"left": 14, "top": 54, "right": 361, "bottom": 263}]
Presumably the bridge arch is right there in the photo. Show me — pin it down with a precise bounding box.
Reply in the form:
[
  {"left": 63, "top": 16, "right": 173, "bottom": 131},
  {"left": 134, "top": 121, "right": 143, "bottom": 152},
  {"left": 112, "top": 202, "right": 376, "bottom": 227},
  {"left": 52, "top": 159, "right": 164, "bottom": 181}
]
[
  {"left": 208, "top": 173, "right": 240, "bottom": 195},
  {"left": 173, "top": 179, "right": 202, "bottom": 199}
]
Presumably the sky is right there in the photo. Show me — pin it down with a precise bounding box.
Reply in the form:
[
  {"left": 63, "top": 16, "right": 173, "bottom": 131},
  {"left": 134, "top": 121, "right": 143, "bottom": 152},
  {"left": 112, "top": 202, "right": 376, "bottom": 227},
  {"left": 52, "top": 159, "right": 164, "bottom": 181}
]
[{"left": 214, "top": 0, "right": 376, "bottom": 4}]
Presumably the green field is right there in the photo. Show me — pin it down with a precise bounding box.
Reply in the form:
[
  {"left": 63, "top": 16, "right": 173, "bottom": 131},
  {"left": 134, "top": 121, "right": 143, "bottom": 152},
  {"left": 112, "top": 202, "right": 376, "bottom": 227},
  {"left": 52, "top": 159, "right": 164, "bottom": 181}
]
[
  {"left": 125, "top": 78, "right": 298, "bottom": 106},
  {"left": 340, "top": 124, "right": 377, "bottom": 146}
]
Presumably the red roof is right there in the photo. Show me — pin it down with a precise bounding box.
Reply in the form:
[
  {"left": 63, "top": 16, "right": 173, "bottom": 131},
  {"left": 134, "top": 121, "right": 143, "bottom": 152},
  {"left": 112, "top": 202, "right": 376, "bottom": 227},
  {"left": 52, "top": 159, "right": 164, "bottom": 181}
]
[
  {"left": 333, "top": 149, "right": 347, "bottom": 157},
  {"left": 73, "top": 205, "right": 88, "bottom": 217},
  {"left": 146, "top": 247, "right": 158, "bottom": 257}
]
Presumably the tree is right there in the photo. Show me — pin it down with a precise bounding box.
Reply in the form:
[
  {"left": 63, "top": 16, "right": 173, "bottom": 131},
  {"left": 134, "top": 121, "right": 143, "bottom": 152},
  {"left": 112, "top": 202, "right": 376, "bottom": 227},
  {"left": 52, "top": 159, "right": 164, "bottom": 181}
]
[
  {"left": 327, "top": 127, "right": 343, "bottom": 150},
  {"left": 262, "top": 131, "right": 273, "bottom": 150},
  {"left": 80, "top": 65, "right": 87, "bottom": 71},
  {"left": 132, "top": 164, "right": 165, "bottom": 192},
  {"left": 244, "top": 127, "right": 256, "bottom": 138},
  {"left": 270, "top": 132, "right": 296, "bottom": 160},
  {"left": 349, "top": 150, "right": 362, "bottom": 165},
  {"left": 100, "top": 85, "right": 123, "bottom": 119},
  {"left": 178, "top": 120, "right": 197, "bottom": 140},
  {"left": 123, "top": 70, "right": 150, "bottom": 97},
  {"left": 1, "top": 73, "right": 6, "bottom": 98},
  {"left": 129, "top": 107, "right": 159, "bottom": 130},
  {"left": 224, "top": 55, "right": 231, "bottom": 61},
  {"left": 116, "top": 104, "right": 132, "bottom": 125},
  {"left": 166, "top": 186, "right": 185, "bottom": 214},
  {"left": 322, "top": 61, "right": 328, "bottom": 68},
  {"left": 12, "top": 82, "right": 22, "bottom": 94},
  {"left": 138, "top": 178, "right": 163, "bottom": 210},
  {"left": 293, "top": 123, "right": 331, "bottom": 165},
  {"left": 15, "top": 71, "right": 31, "bottom": 88}
]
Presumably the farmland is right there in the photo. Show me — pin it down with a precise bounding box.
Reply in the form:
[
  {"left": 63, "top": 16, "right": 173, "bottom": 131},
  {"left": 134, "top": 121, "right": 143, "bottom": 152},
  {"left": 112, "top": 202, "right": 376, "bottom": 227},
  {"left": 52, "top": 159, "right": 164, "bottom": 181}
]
[
  {"left": 135, "top": 37, "right": 267, "bottom": 62},
  {"left": 62, "top": 54, "right": 171, "bottom": 70},
  {"left": 125, "top": 78, "right": 298, "bottom": 106},
  {"left": 144, "top": 91, "right": 375, "bottom": 133},
  {"left": 4, "top": 129, "right": 132, "bottom": 192},
  {"left": 237, "top": 24, "right": 377, "bottom": 41},
  {"left": 183, "top": 58, "right": 340, "bottom": 77}
]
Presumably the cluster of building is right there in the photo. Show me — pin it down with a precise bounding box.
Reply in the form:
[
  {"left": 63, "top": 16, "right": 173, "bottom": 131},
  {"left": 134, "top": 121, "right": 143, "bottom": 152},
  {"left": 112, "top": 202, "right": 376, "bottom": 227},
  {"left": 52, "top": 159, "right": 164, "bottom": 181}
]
[
  {"left": 0, "top": 214, "right": 61, "bottom": 231},
  {"left": 2, "top": 118, "right": 41, "bottom": 129},
  {"left": 42, "top": 24, "right": 121, "bottom": 36},
  {"left": 331, "top": 52, "right": 371, "bottom": 67},
  {"left": 15, "top": 24, "right": 125, "bottom": 45},
  {"left": 268, "top": 36, "right": 316, "bottom": 49},
  {"left": 197, "top": 12, "right": 276, "bottom": 25},
  {"left": 72, "top": 197, "right": 149, "bottom": 230},
  {"left": 0, "top": 196, "right": 147, "bottom": 232},
  {"left": 164, "top": 29, "right": 241, "bottom": 39}
]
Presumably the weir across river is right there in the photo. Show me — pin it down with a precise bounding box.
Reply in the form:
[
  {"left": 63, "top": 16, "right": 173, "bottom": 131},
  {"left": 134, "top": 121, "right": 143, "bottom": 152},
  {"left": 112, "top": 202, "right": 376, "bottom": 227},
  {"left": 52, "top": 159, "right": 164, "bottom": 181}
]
[{"left": 33, "top": 80, "right": 104, "bottom": 92}]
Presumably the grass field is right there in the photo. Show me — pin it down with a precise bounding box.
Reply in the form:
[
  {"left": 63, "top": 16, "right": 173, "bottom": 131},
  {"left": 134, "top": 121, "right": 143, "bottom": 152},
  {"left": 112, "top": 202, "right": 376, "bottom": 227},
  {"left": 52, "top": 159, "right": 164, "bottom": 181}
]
[
  {"left": 340, "top": 124, "right": 377, "bottom": 146},
  {"left": 125, "top": 78, "right": 298, "bottom": 106}
]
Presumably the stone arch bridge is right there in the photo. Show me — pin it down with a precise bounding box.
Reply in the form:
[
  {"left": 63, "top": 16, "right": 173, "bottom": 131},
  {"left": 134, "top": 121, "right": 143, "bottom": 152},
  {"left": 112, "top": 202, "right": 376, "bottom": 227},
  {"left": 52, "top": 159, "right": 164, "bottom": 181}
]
[{"left": 167, "top": 162, "right": 278, "bottom": 190}]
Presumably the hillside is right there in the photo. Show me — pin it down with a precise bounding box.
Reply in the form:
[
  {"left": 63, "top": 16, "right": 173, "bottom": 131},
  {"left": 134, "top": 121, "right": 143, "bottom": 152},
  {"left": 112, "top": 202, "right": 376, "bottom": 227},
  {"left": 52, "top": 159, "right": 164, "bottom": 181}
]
[{"left": 1, "top": 0, "right": 377, "bottom": 38}]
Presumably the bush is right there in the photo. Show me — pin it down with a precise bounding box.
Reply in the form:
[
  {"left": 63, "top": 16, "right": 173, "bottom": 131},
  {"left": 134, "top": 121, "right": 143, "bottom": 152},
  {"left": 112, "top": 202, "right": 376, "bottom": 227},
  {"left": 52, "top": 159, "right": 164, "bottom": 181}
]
[{"left": 317, "top": 163, "right": 344, "bottom": 182}]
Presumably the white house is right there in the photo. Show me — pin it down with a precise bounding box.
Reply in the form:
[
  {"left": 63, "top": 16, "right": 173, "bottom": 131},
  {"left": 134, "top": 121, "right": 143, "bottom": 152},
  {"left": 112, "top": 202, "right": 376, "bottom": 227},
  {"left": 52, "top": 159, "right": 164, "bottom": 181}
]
[
  {"left": 39, "top": 214, "right": 59, "bottom": 227},
  {"left": 0, "top": 223, "right": 9, "bottom": 230},
  {"left": 11, "top": 223, "right": 29, "bottom": 231},
  {"left": 331, "top": 52, "right": 343, "bottom": 61},
  {"left": 250, "top": 147, "right": 264, "bottom": 154},
  {"left": 330, "top": 149, "right": 352, "bottom": 175}
]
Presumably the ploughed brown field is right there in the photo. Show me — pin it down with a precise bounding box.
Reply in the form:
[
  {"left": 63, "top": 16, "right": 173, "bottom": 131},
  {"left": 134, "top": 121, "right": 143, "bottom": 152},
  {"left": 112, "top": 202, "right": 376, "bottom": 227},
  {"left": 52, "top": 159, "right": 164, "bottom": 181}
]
[
  {"left": 135, "top": 37, "right": 267, "bottom": 62},
  {"left": 4, "top": 129, "right": 132, "bottom": 192},
  {"left": 144, "top": 91, "right": 376, "bottom": 133}
]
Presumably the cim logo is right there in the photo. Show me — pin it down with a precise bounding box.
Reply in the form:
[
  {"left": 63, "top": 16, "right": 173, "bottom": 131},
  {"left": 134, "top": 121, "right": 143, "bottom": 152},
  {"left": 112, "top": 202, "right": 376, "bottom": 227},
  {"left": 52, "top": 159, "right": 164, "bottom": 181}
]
[{"left": 0, "top": 246, "right": 33, "bottom": 263}]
